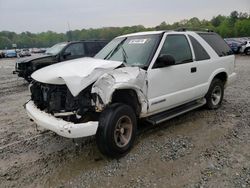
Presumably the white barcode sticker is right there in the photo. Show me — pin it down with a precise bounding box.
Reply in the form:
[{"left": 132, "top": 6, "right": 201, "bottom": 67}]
[{"left": 128, "top": 39, "right": 147, "bottom": 44}]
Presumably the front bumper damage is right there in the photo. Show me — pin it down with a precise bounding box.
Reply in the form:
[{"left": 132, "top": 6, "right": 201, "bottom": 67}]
[{"left": 25, "top": 101, "right": 98, "bottom": 138}]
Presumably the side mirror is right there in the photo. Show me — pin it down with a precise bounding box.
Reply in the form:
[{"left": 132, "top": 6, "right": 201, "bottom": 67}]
[
  {"left": 63, "top": 51, "right": 71, "bottom": 58},
  {"left": 155, "top": 54, "right": 175, "bottom": 68}
]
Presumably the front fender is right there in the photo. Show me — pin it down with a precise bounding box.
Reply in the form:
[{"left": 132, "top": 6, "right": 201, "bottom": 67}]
[{"left": 91, "top": 67, "right": 148, "bottom": 115}]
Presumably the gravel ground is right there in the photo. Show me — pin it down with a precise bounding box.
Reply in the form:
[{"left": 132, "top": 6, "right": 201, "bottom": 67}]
[{"left": 0, "top": 55, "right": 249, "bottom": 188}]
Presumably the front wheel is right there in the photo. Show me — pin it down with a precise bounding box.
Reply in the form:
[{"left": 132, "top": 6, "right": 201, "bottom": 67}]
[
  {"left": 96, "top": 103, "right": 137, "bottom": 158},
  {"left": 205, "top": 78, "right": 224, "bottom": 109},
  {"left": 245, "top": 48, "right": 250, "bottom": 55}
]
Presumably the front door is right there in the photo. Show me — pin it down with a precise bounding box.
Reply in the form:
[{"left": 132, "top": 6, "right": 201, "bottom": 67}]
[{"left": 147, "top": 33, "right": 200, "bottom": 114}]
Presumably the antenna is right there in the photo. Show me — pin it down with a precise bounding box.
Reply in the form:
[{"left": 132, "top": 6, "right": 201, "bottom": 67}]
[
  {"left": 67, "top": 22, "right": 71, "bottom": 31},
  {"left": 67, "top": 22, "right": 72, "bottom": 41}
]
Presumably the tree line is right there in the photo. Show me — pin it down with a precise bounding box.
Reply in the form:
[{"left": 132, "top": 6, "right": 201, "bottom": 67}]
[{"left": 0, "top": 11, "right": 249, "bottom": 49}]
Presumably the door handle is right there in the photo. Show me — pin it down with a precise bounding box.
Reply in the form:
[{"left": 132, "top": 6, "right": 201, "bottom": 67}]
[{"left": 191, "top": 67, "right": 197, "bottom": 73}]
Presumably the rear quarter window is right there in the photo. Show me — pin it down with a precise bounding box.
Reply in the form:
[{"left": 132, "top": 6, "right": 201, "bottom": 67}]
[
  {"left": 198, "top": 33, "right": 233, "bottom": 57},
  {"left": 188, "top": 35, "right": 210, "bottom": 61}
]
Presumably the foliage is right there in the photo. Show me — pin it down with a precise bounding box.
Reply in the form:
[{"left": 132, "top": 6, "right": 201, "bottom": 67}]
[{"left": 0, "top": 11, "right": 249, "bottom": 49}]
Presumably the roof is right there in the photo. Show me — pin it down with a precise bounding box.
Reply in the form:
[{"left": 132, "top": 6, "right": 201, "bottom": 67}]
[
  {"left": 116, "top": 30, "right": 215, "bottom": 38},
  {"left": 117, "top": 31, "right": 166, "bottom": 38}
]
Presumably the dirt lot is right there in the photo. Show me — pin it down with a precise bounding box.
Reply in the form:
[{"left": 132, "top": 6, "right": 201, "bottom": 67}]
[{"left": 0, "top": 56, "right": 249, "bottom": 188}]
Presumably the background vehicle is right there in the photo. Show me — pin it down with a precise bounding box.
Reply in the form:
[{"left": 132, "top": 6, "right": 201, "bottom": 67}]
[
  {"left": 240, "top": 41, "right": 250, "bottom": 55},
  {"left": 19, "top": 49, "right": 31, "bottom": 57},
  {"left": 0, "top": 50, "right": 5, "bottom": 58},
  {"left": 31, "top": 48, "right": 46, "bottom": 53},
  {"left": 25, "top": 30, "right": 236, "bottom": 158},
  {"left": 224, "top": 39, "right": 243, "bottom": 54},
  {"left": 13, "top": 40, "right": 108, "bottom": 81},
  {"left": 5, "top": 49, "right": 17, "bottom": 58}
]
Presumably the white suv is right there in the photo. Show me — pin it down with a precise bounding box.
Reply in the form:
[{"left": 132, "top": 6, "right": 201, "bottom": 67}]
[{"left": 25, "top": 30, "right": 236, "bottom": 158}]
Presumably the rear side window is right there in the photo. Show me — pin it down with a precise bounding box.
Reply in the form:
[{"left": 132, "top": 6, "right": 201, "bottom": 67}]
[
  {"left": 198, "top": 33, "right": 233, "bottom": 57},
  {"left": 159, "top": 34, "right": 193, "bottom": 64},
  {"left": 85, "top": 42, "right": 103, "bottom": 56},
  {"left": 188, "top": 35, "right": 210, "bottom": 61},
  {"left": 99, "top": 42, "right": 108, "bottom": 48}
]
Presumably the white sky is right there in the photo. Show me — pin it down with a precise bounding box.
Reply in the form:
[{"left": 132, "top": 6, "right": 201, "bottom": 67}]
[{"left": 0, "top": 0, "right": 249, "bottom": 33}]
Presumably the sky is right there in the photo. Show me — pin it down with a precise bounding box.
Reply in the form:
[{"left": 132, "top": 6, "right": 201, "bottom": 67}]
[{"left": 0, "top": 0, "right": 249, "bottom": 33}]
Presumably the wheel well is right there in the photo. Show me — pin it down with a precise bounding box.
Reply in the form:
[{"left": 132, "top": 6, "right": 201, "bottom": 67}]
[
  {"left": 245, "top": 47, "right": 250, "bottom": 52},
  {"left": 214, "top": 72, "right": 227, "bottom": 85},
  {"left": 112, "top": 89, "right": 141, "bottom": 116}
]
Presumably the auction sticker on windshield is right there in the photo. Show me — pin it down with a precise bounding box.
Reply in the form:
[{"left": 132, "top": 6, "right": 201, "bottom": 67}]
[{"left": 128, "top": 39, "right": 148, "bottom": 44}]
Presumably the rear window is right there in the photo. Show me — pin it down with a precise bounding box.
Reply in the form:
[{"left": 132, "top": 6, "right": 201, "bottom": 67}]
[
  {"left": 198, "top": 33, "right": 233, "bottom": 57},
  {"left": 188, "top": 35, "right": 210, "bottom": 61},
  {"left": 85, "top": 42, "right": 103, "bottom": 55}
]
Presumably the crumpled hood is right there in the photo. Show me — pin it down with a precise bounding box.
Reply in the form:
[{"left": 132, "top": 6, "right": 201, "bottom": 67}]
[{"left": 31, "top": 57, "right": 122, "bottom": 96}]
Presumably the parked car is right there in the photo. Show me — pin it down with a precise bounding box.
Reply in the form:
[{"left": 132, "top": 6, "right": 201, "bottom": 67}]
[
  {"left": 240, "top": 40, "right": 250, "bottom": 55},
  {"left": 13, "top": 40, "right": 108, "bottom": 81},
  {"left": 224, "top": 39, "right": 243, "bottom": 54},
  {"left": 5, "top": 50, "right": 17, "bottom": 58},
  {"left": 0, "top": 50, "right": 5, "bottom": 58},
  {"left": 25, "top": 30, "right": 236, "bottom": 158},
  {"left": 19, "top": 49, "right": 31, "bottom": 57}
]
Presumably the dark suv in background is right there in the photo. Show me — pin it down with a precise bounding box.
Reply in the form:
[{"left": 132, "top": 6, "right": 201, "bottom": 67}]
[{"left": 13, "top": 40, "right": 108, "bottom": 81}]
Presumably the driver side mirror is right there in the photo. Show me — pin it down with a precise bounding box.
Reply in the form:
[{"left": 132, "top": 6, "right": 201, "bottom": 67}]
[
  {"left": 63, "top": 51, "right": 71, "bottom": 59},
  {"left": 154, "top": 54, "right": 175, "bottom": 68}
]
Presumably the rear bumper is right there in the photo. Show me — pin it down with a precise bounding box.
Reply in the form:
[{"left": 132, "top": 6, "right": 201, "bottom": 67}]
[{"left": 25, "top": 101, "right": 98, "bottom": 138}]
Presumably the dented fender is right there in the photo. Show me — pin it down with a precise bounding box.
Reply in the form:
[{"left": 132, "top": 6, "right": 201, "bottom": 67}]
[{"left": 91, "top": 67, "right": 148, "bottom": 116}]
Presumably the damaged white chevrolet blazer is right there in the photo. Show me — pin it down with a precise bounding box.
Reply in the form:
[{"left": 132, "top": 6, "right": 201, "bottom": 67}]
[{"left": 25, "top": 30, "right": 236, "bottom": 158}]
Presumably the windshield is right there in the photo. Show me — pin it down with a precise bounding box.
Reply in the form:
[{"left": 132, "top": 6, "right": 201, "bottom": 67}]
[
  {"left": 45, "top": 43, "right": 67, "bottom": 55},
  {"left": 95, "top": 34, "right": 161, "bottom": 67}
]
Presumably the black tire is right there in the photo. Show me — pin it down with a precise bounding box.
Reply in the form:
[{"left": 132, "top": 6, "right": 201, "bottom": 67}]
[
  {"left": 245, "top": 47, "right": 250, "bottom": 55},
  {"left": 205, "top": 78, "right": 224, "bottom": 109},
  {"left": 24, "top": 76, "right": 32, "bottom": 83},
  {"left": 96, "top": 103, "right": 137, "bottom": 158}
]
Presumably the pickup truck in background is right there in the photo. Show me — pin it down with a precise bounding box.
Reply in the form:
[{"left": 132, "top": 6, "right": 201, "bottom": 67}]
[{"left": 13, "top": 40, "right": 108, "bottom": 81}]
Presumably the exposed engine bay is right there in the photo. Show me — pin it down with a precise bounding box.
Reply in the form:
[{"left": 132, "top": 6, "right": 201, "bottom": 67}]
[{"left": 30, "top": 81, "right": 95, "bottom": 122}]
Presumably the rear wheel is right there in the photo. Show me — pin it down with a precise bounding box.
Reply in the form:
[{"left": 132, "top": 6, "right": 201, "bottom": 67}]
[
  {"left": 205, "top": 78, "right": 224, "bottom": 109},
  {"left": 96, "top": 103, "right": 137, "bottom": 158}
]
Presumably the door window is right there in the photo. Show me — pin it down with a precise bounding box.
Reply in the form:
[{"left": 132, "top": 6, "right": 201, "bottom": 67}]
[
  {"left": 158, "top": 34, "right": 193, "bottom": 64},
  {"left": 64, "top": 43, "right": 85, "bottom": 58}
]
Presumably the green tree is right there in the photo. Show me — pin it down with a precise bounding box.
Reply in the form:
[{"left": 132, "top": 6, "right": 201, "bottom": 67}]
[{"left": 0, "top": 10, "right": 250, "bottom": 49}]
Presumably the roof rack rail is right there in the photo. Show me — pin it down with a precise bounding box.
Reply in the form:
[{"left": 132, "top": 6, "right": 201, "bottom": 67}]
[
  {"left": 79, "top": 39, "right": 109, "bottom": 42},
  {"left": 175, "top": 27, "right": 214, "bottom": 32}
]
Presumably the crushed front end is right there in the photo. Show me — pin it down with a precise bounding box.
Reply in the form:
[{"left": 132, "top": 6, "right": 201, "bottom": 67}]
[{"left": 25, "top": 81, "right": 99, "bottom": 138}]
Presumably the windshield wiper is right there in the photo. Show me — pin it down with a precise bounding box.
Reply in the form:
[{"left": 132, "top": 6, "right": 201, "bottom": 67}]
[
  {"left": 104, "top": 37, "right": 127, "bottom": 60},
  {"left": 121, "top": 45, "right": 128, "bottom": 64}
]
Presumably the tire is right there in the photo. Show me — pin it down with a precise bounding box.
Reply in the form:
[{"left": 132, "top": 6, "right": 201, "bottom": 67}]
[
  {"left": 24, "top": 76, "right": 32, "bottom": 82},
  {"left": 205, "top": 78, "right": 224, "bottom": 109},
  {"left": 96, "top": 103, "right": 137, "bottom": 158},
  {"left": 245, "top": 48, "right": 250, "bottom": 55}
]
